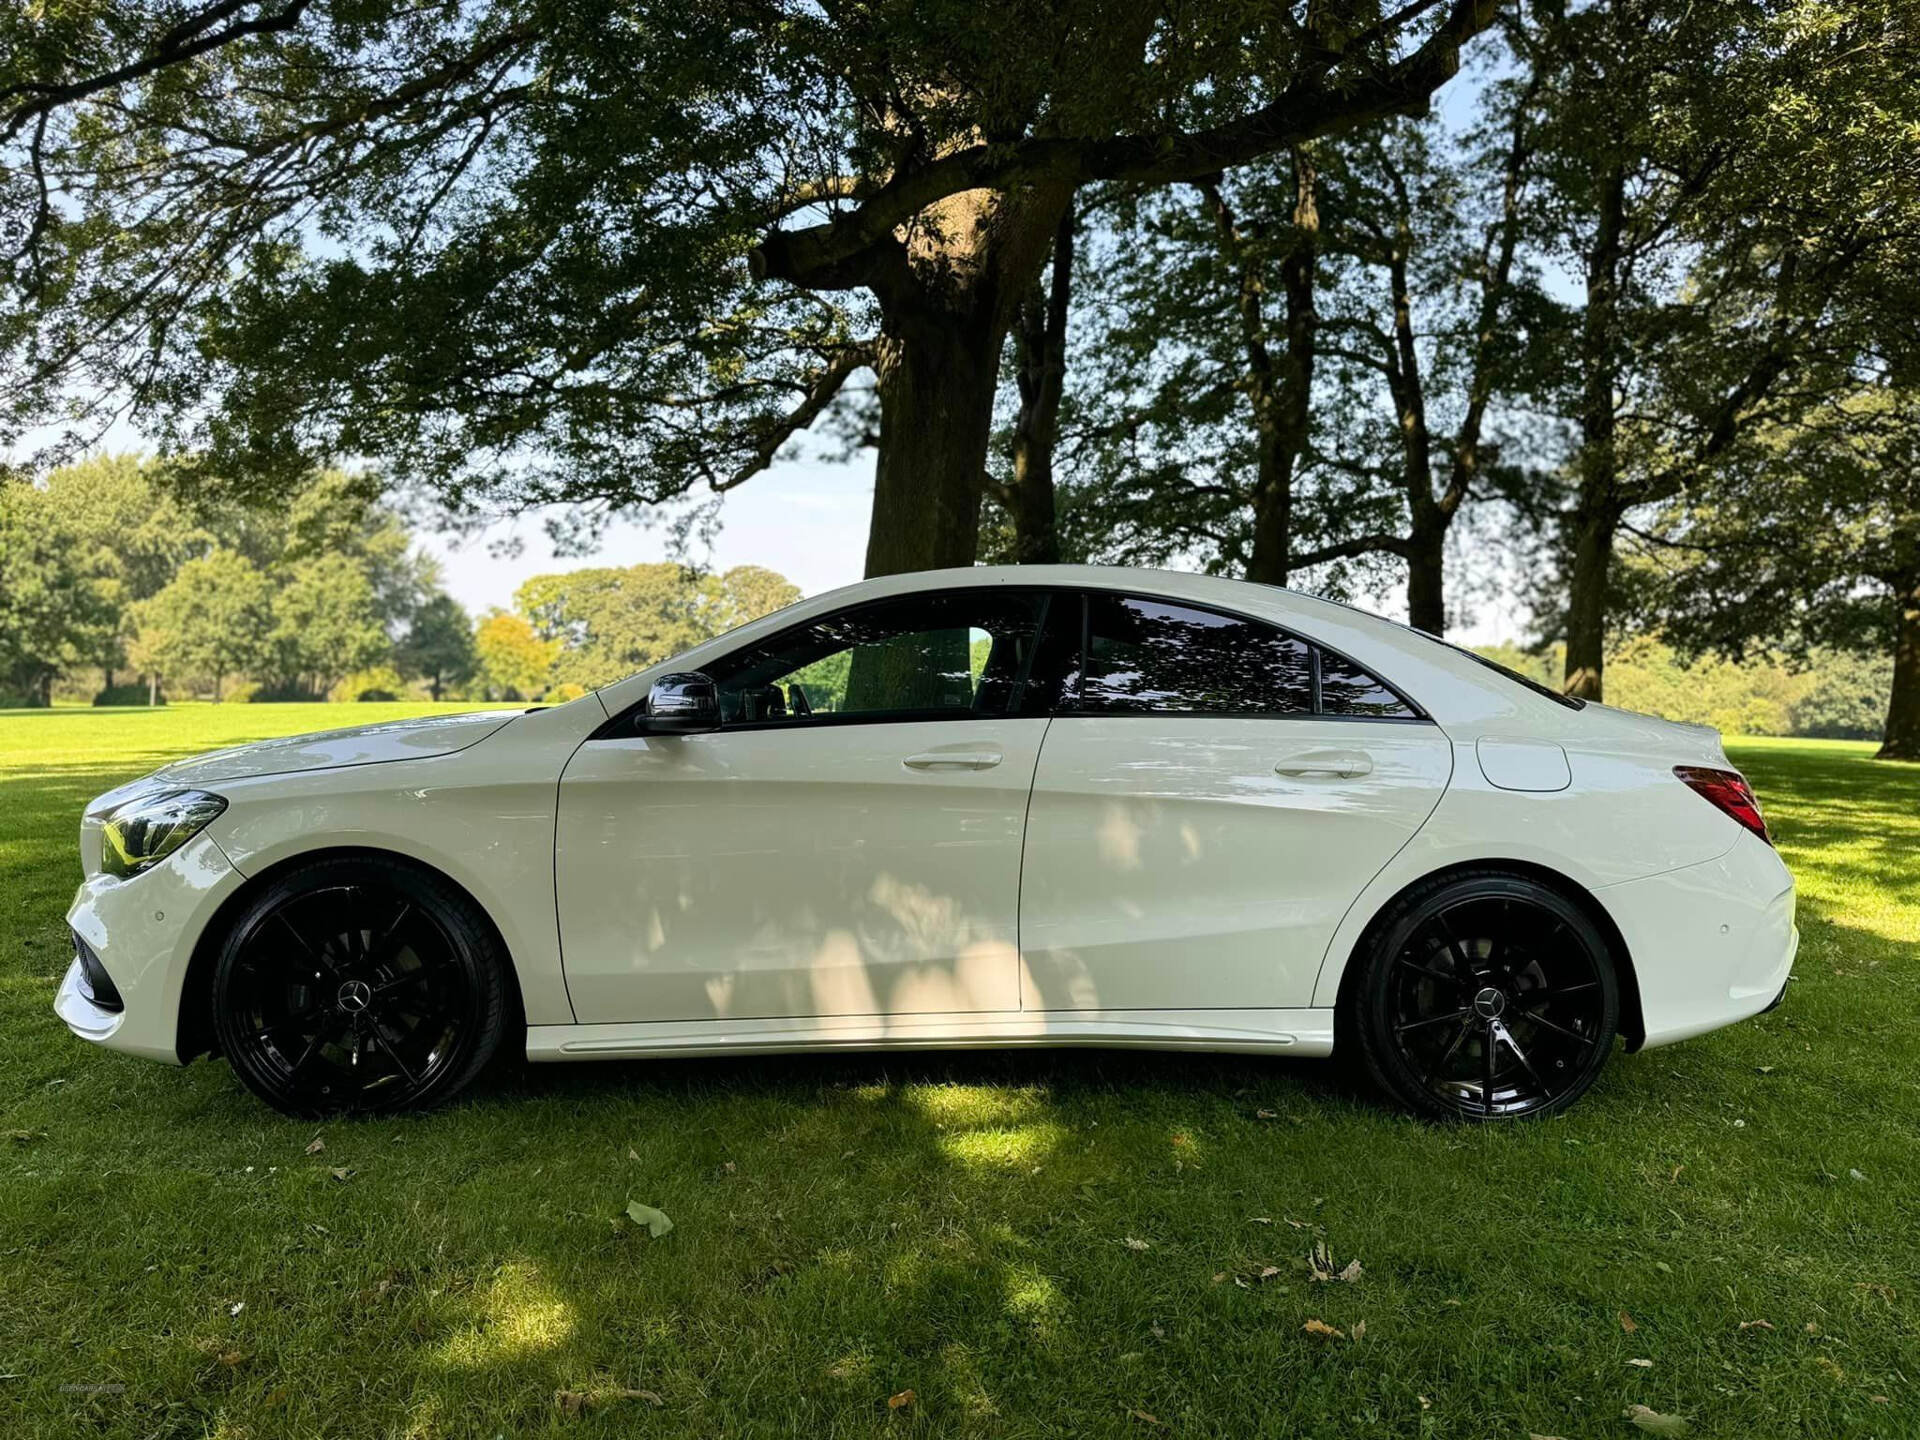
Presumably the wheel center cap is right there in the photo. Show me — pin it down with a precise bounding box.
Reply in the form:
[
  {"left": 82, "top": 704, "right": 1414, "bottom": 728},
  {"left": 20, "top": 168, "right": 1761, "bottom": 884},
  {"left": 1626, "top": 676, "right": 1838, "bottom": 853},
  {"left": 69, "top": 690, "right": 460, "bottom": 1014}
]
[
  {"left": 337, "top": 979, "right": 373, "bottom": 1014},
  {"left": 1472, "top": 986, "right": 1507, "bottom": 1020}
]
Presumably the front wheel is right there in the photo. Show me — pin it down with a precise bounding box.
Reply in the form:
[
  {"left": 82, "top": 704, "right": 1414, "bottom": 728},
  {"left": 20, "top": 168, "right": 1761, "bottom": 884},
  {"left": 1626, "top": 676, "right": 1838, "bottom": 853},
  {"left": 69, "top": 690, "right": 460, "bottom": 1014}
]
[
  {"left": 211, "top": 856, "right": 512, "bottom": 1117},
  {"left": 1347, "top": 871, "right": 1620, "bottom": 1120}
]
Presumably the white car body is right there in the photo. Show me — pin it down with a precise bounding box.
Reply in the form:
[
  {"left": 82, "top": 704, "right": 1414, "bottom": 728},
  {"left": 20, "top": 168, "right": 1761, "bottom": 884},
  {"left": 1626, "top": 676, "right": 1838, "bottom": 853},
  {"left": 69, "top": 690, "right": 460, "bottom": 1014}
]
[{"left": 58, "top": 566, "right": 1797, "bottom": 1086}]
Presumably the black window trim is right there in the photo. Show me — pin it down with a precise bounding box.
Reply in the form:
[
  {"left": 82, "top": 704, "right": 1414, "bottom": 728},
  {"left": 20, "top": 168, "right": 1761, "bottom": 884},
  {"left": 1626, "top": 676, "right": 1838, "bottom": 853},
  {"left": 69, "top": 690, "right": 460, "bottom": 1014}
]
[{"left": 591, "top": 583, "right": 1432, "bottom": 739}]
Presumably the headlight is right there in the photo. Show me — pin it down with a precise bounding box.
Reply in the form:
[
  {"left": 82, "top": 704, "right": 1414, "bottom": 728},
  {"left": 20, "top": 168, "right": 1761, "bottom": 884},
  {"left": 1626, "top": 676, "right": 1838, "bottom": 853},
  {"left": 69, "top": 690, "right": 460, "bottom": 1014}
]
[{"left": 99, "top": 790, "right": 228, "bottom": 878}]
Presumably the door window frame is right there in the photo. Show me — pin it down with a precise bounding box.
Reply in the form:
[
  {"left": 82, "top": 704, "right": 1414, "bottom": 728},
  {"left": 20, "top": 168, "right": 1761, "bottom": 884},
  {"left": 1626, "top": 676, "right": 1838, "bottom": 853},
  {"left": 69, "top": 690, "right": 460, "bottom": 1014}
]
[
  {"left": 591, "top": 583, "right": 1433, "bottom": 740},
  {"left": 592, "top": 588, "right": 1062, "bottom": 738}
]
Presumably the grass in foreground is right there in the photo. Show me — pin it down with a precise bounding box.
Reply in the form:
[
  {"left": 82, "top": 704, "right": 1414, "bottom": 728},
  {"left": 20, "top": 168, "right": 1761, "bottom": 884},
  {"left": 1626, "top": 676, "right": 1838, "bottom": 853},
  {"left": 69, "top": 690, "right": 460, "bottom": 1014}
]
[{"left": 0, "top": 710, "right": 1915, "bottom": 1439}]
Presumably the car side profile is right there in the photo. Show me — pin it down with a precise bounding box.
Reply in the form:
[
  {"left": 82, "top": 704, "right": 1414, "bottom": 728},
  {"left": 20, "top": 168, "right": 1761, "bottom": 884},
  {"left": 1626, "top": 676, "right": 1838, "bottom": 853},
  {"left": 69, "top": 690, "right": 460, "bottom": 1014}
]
[{"left": 57, "top": 565, "right": 1797, "bottom": 1120}]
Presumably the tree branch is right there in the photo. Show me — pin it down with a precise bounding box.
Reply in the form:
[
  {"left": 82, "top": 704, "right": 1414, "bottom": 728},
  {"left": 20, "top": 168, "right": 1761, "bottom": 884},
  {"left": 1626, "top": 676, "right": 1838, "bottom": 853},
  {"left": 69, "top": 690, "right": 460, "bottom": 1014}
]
[{"left": 752, "top": 0, "right": 1502, "bottom": 289}]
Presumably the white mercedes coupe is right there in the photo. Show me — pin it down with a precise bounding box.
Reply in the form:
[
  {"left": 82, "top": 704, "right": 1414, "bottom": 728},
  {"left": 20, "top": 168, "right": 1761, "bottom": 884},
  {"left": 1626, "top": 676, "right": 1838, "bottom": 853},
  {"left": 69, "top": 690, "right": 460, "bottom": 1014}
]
[{"left": 57, "top": 566, "right": 1796, "bottom": 1120}]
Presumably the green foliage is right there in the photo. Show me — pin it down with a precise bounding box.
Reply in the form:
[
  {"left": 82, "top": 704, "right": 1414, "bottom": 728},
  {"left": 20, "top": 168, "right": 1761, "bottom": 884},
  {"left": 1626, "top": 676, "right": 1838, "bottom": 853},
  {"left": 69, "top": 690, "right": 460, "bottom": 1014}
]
[
  {"left": 1789, "top": 650, "right": 1895, "bottom": 741},
  {"left": 1474, "top": 637, "right": 1891, "bottom": 741},
  {"left": 397, "top": 593, "right": 477, "bottom": 702},
  {"left": 520, "top": 563, "right": 802, "bottom": 692},
  {"left": 472, "top": 611, "right": 557, "bottom": 703},
  {"left": 259, "top": 555, "right": 390, "bottom": 700},
  {"left": 1, "top": 0, "right": 1491, "bottom": 567},
  {"left": 0, "top": 478, "right": 115, "bottom": 705},
  {"left": 128, "top": 550, "right": 273, "bottom": 701},
  {"left": 92, "top": 682, "right": 161, "bottom": 707}
]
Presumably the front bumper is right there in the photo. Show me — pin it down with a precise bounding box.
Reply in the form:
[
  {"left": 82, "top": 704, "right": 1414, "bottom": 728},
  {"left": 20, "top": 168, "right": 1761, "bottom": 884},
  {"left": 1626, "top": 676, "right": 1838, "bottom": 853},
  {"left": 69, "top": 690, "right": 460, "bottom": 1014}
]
[
  {"left": 56, "top": 831, "right": 245, "bottom": 1065},
  {"left": 1596, "top": 830, "right": 1798, "bottom": 1050}
]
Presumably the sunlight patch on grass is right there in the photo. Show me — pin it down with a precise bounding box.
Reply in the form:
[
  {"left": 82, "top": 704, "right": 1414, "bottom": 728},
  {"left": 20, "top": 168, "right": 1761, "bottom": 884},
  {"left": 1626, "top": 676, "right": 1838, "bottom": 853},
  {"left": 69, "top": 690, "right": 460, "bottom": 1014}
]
[
  {"left": 904, "top": 1082, "right": 1050, "bottom": 1128},
  {"left": 937, "top": 1121, "right": 1066, "bottom": 1172},
  {"left": 435, "top": 1261, "right": 576, "bottom": 1369}
]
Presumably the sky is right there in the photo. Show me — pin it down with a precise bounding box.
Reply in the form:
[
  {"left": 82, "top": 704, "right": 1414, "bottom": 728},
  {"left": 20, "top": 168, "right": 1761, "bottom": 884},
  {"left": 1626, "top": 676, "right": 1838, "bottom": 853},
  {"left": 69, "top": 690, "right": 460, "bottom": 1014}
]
[{"left": 417, "top": 455, "right": 878, "bottom": 616}]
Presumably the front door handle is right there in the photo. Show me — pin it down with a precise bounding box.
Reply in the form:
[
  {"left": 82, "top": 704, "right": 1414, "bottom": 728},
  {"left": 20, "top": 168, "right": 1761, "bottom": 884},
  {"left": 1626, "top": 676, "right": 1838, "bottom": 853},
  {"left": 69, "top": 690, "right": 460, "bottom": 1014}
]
[
  {"left": 1275, "top": 749, "right": 1373, "bottom": 779},
  {"left": 903, "top": 751, "right": 1004, "bottom": 772}
]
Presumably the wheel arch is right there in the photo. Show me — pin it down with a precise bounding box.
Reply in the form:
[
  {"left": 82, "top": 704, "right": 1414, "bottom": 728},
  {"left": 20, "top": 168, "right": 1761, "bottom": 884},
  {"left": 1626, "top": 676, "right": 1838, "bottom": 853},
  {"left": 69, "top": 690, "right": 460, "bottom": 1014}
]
[
  {"left": 176, "top": 845, "right": 526, "bottom": 1063},
  {"left": 1329, "top": 858, "right": 1645, "bottom": 1053}
]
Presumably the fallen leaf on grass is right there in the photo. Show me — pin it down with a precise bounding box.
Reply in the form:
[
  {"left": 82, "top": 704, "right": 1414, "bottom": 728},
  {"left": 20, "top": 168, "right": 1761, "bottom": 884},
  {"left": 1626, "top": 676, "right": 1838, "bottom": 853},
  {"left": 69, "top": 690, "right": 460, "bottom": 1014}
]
[
  {"left": 626, "top": 1201, "right": 674, "bottom": 1238},
  {"left": 1623, "top": 1404, "right": 1688, "bottom": 1434},
  {"left": 329, "top": 1167, "right": 353, "bottom": 1182},
  {"left": 1128, "top": 1409, "right": 1161, "bottom": 1425},
  {"left": 1212, "top": 1272, "right": 1227, "bottom": 1285},
  {"left": 7, "top": 1130, "right": 47, "bottom": 1144},
  {"left": 1815, "top": 1356, "right": 1845, "bottom": 1381},
  {"left": 1529, "top": 1433, "right": 1569, "bottom": 1440},
  {"left": 1124, "top": 1237, "right": 1151, "bottom": 1251},
  {"left": 1738, "top": 1319, "right": 1774, "bottom": 1332},
  {"left": 1351, "top": 1319, "right": 1366, "bottom": 1341},
  {"left": 1870, "top": 1395, "right": 1890, "bottom": 1404},
  {"left": 1255, "top": 1109, "right": 1278, "bottom": 1120},
  {"left": 1337, "top": 1259, "right": 1363, "bottom": 1283},
  {"left": 1258, "top": 1266, "right": 1283, "bottom": 1282},
  {"left": 1303, "top": 1319, "right": 1346, "bottom": 1340},
  {"left": 1628, "top": 1358, "right": 1653, "bottom": 1368},
  {"left": 554, "top": 1387, "right": 663, "bottom": 1416},
  {"left": 1619, "top": 1310, "right": 1638, "bottom": 1333},
  {"left": 887, "top": 1388, "right": 915, "bottom": 1409},
  {"left": 303, "top": 1136, "right": 325, "bottom": 1155}
]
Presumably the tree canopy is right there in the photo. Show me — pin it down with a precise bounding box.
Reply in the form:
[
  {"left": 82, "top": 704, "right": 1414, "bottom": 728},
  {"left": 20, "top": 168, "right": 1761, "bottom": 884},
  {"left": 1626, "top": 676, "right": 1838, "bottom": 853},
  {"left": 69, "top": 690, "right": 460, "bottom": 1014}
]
[{"left": 2, "top": 0, "right": 1502, "bottom": 574}]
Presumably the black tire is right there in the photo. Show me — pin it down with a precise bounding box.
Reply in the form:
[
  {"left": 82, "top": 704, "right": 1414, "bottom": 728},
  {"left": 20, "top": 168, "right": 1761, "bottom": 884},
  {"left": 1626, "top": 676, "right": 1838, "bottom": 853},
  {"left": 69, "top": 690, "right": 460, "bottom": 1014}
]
[
  {"left": 211, "top": 855, "right": 511, "bottom": 1117},
  {"left": 1346, "top": 870, "right": 1620, "bottom": 1121}
]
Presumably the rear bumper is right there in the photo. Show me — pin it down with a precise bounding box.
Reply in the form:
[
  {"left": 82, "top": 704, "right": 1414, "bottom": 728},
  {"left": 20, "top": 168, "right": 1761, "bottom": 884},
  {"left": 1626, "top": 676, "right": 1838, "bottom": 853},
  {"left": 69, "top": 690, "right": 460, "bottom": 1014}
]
[
  {"left": 1595, "top": 832, "right": 1797, "bottom": 1050},
  {"left": 56, "top": 832, "right": 244, "bottom": 1065}
]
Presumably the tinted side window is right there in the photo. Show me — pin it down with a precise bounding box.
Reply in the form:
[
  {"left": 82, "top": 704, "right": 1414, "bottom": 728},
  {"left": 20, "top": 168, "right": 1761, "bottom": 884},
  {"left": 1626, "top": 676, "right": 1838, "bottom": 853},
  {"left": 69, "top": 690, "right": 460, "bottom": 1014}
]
[
  {"left": 706, "top": 591, "right": 1048, "bottom": 725},
  {"left": 1317, "top": 648, "right": 1417, "bottom": 718},
  {"left": 1075, "top": 595, "right": 1312, "bottom": 715}
]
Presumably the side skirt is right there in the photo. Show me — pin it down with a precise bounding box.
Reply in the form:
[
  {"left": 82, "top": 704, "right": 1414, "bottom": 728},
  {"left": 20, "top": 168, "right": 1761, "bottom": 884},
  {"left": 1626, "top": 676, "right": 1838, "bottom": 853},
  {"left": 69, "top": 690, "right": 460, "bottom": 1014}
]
[{"left": 526, "top": 1008, "right": 1337, "bottom": 1063}]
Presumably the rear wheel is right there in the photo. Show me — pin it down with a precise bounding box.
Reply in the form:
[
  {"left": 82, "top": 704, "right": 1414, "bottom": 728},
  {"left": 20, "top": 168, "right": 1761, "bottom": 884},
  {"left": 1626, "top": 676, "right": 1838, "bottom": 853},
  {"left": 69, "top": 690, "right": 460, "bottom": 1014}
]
[
  {"left": 1349, "top": 872, "right": 1619, "bottom": 1120},
  {"left": 211, "top": 856, "right": 510, "bottom": 1117}
]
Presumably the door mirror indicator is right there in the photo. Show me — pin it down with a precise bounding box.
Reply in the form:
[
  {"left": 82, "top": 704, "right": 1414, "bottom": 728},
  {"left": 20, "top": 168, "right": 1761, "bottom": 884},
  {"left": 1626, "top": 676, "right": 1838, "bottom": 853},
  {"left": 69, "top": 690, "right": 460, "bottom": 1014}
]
[{"left": 644, "top": 672, "right": 721, "bottom": 733}]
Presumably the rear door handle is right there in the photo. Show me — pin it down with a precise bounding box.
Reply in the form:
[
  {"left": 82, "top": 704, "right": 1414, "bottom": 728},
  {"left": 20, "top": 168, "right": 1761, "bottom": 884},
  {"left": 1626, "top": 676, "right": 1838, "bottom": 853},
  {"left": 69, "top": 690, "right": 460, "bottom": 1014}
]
[
  {"left": 1275, "top": 749, "right": 1373, "bottom": 779},
  {"left": 903, "top": 751, "right": 1004, "bottom": 772}
]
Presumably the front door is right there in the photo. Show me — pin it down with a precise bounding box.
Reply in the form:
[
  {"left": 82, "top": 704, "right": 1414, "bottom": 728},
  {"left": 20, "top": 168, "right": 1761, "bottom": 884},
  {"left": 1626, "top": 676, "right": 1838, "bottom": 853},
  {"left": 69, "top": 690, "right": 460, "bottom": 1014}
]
[
  {"left": 556, "top": 589, "right": 1055, "bottom": 1023},
  {"left": 1018, "top": 592, "right": 1453, "bottom": 1013}
]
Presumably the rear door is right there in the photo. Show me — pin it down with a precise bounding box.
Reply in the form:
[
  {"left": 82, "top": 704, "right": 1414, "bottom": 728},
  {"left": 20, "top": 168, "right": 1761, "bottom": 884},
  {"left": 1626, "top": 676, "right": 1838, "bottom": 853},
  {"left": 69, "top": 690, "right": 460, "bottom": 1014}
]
[{"left": 1018, "top": 592, "right": 1452, "bottom": 1012}]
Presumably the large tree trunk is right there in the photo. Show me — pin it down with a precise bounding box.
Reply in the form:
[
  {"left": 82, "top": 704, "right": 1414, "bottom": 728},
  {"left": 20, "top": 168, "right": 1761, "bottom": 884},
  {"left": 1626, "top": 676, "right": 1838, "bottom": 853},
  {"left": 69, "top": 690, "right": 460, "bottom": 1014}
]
[
  {"left": 1406, "top": 526, "right": 1446, "bottom": 636},
  {"left": 1220, "top": 151, "right": 1318, "bottom": 587},
  {"left": 1879, "top": 572, "right": 1920, "bottom": 760},
  {"left": 1563, "top": 498, "right": 1618, "bottom": 701},
  {"left": 1562, "top": 161, "right": 1628, "bottom": 703},
  {"left": 864, "top": 186, "right": 1072, "bottom": 578},
  {"left": 866, "top": 302, "right": 1003, "bottom": 577},
  {"left": 1002, "top": 204, "right": 1075, "bottom": 566}
]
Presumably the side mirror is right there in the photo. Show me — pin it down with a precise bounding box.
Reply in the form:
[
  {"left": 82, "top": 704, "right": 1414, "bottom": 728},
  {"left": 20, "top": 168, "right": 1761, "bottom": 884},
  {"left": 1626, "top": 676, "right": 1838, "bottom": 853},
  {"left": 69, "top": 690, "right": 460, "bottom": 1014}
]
[{"left": 644, "top": 672, "right": 720, "bottom": 733}]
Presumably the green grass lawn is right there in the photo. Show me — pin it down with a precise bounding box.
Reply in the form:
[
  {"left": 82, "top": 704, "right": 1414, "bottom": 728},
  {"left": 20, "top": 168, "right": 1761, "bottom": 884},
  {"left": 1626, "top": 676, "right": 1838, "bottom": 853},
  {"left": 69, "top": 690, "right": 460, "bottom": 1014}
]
[{"left": 2, "top": 709, "right": 1915, "bottom": 1439}]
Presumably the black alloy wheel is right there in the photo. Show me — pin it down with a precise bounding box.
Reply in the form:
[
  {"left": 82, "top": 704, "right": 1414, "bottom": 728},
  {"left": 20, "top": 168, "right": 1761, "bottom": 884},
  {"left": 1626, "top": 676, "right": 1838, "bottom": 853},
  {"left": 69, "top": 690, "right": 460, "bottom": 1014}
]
[
  {"left": 1350, "top": 871, "right": 1620, "bottom": 1120},
  {"left": 212, "top": 856, "right": 511, "bottom": 1117}
]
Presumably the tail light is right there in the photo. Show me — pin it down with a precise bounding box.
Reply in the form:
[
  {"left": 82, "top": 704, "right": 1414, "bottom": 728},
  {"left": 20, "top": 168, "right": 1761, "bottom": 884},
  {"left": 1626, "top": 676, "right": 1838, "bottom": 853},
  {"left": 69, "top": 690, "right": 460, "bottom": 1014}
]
[{"left": 1673, "top": 766, "right": 1771, "bottom": 845}]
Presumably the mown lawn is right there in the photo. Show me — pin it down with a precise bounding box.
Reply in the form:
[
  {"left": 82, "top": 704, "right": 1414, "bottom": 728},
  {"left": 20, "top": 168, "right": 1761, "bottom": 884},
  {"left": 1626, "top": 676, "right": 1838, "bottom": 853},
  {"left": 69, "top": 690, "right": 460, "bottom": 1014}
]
[{"left": 1, "top": 709, "right": 1915, "bottom": 1439}]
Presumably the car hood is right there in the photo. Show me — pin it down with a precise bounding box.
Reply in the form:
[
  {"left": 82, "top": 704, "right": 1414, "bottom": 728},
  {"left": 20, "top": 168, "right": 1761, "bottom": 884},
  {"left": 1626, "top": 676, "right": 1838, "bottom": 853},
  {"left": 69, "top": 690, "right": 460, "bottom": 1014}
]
[{"left": 141, "top": 709, "right": 522, "bottom": 789}]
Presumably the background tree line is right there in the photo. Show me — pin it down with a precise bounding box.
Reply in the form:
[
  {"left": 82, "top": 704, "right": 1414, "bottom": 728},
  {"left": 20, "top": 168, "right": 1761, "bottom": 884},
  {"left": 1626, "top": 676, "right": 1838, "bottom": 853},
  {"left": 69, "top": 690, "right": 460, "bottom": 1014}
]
[
  {"left": 0, "top": 456, "right": 800, "bottom": 706},
  {"left": 2, "top": 1, "right": 1916, "bottom": 751}
]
